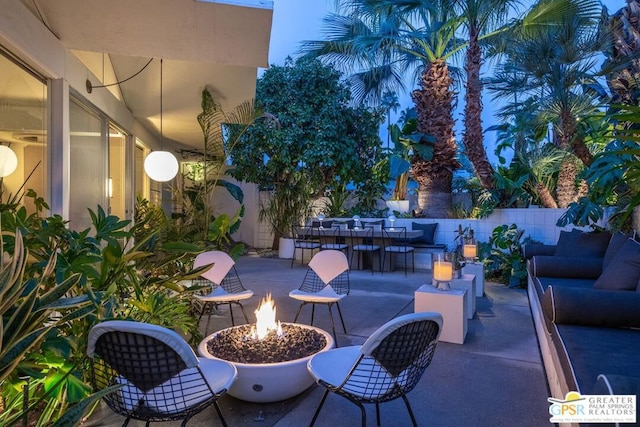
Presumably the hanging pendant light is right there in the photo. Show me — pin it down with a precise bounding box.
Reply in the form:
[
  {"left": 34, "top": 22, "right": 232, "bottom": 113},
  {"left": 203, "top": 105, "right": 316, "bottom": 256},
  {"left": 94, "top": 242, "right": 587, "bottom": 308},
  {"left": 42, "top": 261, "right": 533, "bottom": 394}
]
[
  {"left": 144, "top": 58, "right": 178, "bottom": 182},
  {"left": 0, "top": 145, "right": 18, "bottom": 177}
]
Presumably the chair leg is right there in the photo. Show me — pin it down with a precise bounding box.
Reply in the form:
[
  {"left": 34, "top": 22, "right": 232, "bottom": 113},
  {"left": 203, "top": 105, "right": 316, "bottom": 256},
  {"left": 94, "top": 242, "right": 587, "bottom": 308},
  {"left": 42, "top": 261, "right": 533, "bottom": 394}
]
[
  {"left": 335, "top": 302, "right": 347, "bottom": 334},
  {"left": 404, "top": 251, "right": 408, "bottom": 277},
  {"left": 327, "top": 303, "right": 338, "bottom": 347},
  {"left": 237, "top": 301, "right": 250, "bottom": 323},
  {"left": 381, "top": 251, "right": 386, "bottom": 275},
  {"left": 401, "top": 395, "right": 418, "bottom": 427},
  {"left": 311, "top": 303, "right": 316, "bottom": 326},
  {"left": 412, "top": 251, "right": 415, "bottom": 273},
  {"left": 229, "top": 303, "right": 235, "bottom": 326},
  {"left": 213, "top": 400, "right": 228, "bottom": 427},
  {"left": 293, "top": 302, "right": 306, "bottom": 323},
  {"left": 376, "top": 402, "right": 381, "bottom": 426},
  {"left": 310, "top": 389, "right": 330, "bottom": 426}
]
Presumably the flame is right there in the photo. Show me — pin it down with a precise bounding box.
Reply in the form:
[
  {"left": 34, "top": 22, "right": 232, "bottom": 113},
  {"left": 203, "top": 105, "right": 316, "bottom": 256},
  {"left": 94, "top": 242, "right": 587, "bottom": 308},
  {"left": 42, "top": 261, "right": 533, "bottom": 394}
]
[{"left": 253, "top": 293, "right": 282, "bottom": 339}]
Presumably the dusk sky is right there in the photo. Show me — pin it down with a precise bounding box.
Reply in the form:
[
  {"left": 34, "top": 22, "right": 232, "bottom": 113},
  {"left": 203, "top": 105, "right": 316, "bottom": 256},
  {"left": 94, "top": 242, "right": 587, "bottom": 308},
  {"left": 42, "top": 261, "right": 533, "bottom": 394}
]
[{"left": 266, "top": 0, "right": 629, "bottom": 161}]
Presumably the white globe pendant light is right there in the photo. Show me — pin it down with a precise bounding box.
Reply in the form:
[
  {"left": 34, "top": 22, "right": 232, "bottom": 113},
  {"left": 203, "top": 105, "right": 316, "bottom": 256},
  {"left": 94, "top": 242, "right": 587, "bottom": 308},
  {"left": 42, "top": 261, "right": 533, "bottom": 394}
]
[
  {"left": 0, "top": 145, "right": 18, "bottom": 177},
  {"left": 144, "top": 150, "right": 179, "bottom": 182},
  {"left": 144, "top": 58, "right": 178, "bottom": 182}
]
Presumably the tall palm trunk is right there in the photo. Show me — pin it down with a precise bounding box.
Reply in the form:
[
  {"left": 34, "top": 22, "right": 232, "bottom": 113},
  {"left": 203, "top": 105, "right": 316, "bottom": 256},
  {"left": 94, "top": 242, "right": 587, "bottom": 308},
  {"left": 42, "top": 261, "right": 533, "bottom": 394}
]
[
  {"left": 411, "top": 59, "right": 459, "bottom": 218},
  {"left": 555, "top": 109, "right": 591, "bottom": 208},
  {"left": 463, "top": 25, "right": 495, "bottom": 189}
]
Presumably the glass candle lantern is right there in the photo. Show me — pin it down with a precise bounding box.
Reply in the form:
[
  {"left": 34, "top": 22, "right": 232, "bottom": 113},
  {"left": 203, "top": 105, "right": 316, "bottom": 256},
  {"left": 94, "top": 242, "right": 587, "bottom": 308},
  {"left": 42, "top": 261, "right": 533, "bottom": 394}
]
[
  {"left": 432, "top": 253, "right": 453, "bottom": 290},
  {"left": 317, "top": 213, "right": 325, "bottom": 229},
  {"left": 352, "top": 215, "right": 360, "bottom": 230},
  {"left": 463, "top": 240, "right": 477, "bottom": 260},
  {"left": 388, "top": 215, "right": 396, "bottom": 231}
]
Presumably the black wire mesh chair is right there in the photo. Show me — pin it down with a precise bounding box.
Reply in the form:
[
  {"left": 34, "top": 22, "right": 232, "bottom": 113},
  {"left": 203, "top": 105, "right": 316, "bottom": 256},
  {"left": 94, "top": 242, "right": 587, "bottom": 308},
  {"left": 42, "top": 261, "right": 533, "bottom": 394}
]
[
  {"left": 307, "top": 312, "right": 443, "bottom": 427},
  {"left": 87, "top": 320, "right": 237, "bottom": 427},
  {"left": 382, "top": 227, "right": 415, "bottom": 276},
  {"left": 291, "top": 225, "right": 321, "bottom": 268},
  {"left": 192, "top": 251, "right": 254, "bottom": 335},
  {"left": 319, "top": 225, "right": 349, "bottom": 255},
  {"left": 350, "top": 226, "right": 382, "bottom": 273},
  {"left": 289, "top": 249, "right": 350, "bottom": 345}
]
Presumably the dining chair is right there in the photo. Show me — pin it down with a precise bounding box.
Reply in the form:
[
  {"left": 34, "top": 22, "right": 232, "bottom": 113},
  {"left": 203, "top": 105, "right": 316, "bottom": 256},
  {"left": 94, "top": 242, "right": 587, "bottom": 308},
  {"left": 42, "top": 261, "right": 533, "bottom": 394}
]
[
  {"left": 350, "top": 226, "right": 382, "bottom": 273},
  {"left": 291, "top": 225, "right": 321, "bottom": 268},
  {"left": 307, "top": 312, "right": 443, "bottom": 427},
  {"left": 192, "top": 251, "right": 254, "bottom": 335},
  {"left": 88, "top": 320, "right": 237, "bottom": 427},
  {"left": 382, "top": 226, "right": 415, "bottom": 276},
  {"left": 289, "top": 249, "right": 350, "bottom": 345},
  {"left": 320, "top": 225, "right": 349, "bottom": 255}
]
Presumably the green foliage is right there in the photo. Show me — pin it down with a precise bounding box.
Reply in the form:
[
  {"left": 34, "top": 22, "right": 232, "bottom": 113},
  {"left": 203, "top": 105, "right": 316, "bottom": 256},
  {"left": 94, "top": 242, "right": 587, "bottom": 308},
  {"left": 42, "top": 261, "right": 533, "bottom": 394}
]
[
  {"left": 386, "top": 108, "right": 435, "bottom": 200},
  {"left": 229, "top": 57, "right": 385, "bottom": 243},
  {"left": 0, "top": 193, "right": 205, "bottom": 425},
  {"left": 483, "top": 224, "right": 527, "bottom": 287},
  {"left": 559, "top": 106, "right": 640, "bottom": 230}
]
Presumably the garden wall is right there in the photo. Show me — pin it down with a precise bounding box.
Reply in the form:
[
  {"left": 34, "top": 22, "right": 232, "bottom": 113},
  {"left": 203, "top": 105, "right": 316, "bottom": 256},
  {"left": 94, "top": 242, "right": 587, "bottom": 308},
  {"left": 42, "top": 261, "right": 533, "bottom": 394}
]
[{"left": 250, "top": 205, "right": 584, "bottom": 250}]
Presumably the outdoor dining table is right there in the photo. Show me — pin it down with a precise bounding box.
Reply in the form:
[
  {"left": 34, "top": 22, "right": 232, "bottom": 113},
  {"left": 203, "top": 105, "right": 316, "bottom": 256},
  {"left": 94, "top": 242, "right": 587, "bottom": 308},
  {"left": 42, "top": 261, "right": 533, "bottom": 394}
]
[{"left": 301, "top": 226, "right": 424, "bottom": 271}]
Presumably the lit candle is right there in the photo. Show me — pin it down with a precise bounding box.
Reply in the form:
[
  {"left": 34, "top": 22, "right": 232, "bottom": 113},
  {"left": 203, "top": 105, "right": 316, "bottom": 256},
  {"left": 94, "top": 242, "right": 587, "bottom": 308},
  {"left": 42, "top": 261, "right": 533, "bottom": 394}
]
[
  {"left": 463, "top": 244, "right": 477, "bottom": 259},
  {"left": 433, "top": 261, "right": 453, "bottom": 282}
]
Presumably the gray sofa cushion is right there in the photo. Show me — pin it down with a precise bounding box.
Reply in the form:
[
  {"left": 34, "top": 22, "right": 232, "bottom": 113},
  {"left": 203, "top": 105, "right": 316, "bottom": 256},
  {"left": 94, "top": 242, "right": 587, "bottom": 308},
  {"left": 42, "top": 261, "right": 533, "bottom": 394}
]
[
  {"left": 594, "top": 238, "right": 640, "bottom": 291},
  {"left": 530, "top": 256, "right": 602, "bottom": 279},
  {"left": 543, "top": 285, "right": 640, "bottom": 328}
]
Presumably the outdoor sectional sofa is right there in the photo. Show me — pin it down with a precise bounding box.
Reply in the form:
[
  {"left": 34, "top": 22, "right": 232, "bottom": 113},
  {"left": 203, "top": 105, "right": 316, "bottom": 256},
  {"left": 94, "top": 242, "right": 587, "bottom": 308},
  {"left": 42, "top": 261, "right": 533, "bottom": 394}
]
[{"left": 524, "top": 229, "right": 640, "bottom": 410}]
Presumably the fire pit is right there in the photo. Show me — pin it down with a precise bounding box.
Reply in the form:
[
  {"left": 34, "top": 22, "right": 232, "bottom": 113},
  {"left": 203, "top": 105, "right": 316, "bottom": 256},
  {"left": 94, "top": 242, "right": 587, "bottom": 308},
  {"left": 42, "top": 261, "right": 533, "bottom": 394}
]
[{"left": 198, "top": 294, "right": 334, "bottom": 403}]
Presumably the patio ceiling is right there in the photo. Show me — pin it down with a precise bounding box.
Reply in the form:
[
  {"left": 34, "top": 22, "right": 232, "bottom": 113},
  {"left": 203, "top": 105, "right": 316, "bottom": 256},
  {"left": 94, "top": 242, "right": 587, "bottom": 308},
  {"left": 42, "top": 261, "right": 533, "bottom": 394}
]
[{"left": 18, "top": 0, "right": 273, "bottom": 148}]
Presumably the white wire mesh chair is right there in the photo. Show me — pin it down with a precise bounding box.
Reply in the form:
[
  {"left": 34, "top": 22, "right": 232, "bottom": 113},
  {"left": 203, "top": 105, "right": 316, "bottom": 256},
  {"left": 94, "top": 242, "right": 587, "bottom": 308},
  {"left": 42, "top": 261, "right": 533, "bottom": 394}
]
[
  {"left": 192, "top": 251, "right": 253, "bottom": 335},
  {"left": 382, "top": 227, "right": 415, "bottom": 276},
  {"left": 307, "top": 312, "right": 443, "bottom": 427},
  {"left": 87, "top": 320, "right": 237, "bottom": 427},
  {"left": 289, "top": 249, "right": 350, "bottom": 345}
]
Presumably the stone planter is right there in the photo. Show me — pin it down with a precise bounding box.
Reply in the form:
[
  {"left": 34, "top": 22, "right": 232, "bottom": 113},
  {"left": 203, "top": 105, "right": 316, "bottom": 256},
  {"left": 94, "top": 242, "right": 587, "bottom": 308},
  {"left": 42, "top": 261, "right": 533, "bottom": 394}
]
[
  {"left": 386, "top": 199, "right": 410, "bottom": 214},
  {"left": 278, "top": 237, "right": 295, "bottom": 259}
]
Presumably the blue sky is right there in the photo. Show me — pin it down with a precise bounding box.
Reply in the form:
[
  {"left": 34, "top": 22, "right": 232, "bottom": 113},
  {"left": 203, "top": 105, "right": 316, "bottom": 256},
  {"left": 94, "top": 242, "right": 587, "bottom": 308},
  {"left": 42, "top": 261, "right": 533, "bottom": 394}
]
[{"left": 267, "top": 0, "right": 628, "bottom": 161}]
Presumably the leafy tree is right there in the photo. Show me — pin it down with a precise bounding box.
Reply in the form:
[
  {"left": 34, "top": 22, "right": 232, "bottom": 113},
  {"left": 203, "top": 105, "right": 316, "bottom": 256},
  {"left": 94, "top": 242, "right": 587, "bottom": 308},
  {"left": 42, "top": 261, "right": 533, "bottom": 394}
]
[
  {"left": 303, "top": 0, "right": 465, "bottom": 218},
  {"left": 228, "top": 57, "right": 385, "bottom": 247}
]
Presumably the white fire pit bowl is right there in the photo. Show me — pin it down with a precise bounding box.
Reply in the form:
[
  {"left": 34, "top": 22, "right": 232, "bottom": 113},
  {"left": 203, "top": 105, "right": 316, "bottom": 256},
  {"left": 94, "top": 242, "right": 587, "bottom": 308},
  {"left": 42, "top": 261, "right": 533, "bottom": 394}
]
[{"left": 198, "top": 323, "right": 334, "bottom": 403}]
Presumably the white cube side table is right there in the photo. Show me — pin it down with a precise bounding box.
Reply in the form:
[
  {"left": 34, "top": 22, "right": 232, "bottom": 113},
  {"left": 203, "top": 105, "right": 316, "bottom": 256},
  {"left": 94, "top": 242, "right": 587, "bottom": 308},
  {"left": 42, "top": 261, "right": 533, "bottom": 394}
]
[
  {"left": 414, "top": 285, "right": 467, "bottom": 344},
  {"left": 447, "top": 274, "right": 476, "bottom": 319},
  {"left": 462, "top": 262, "right": 485, "bottom": 297}
]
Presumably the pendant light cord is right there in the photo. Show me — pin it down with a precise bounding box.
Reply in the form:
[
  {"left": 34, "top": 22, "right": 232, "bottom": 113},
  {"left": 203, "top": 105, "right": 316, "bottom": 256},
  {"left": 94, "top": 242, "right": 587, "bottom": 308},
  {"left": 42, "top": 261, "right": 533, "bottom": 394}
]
[
  {"left": 160, "top": 58, "right": 164, "bottom": 150},
  {"left": 86, "top": 58, "right": 154, "bottom": 93}
]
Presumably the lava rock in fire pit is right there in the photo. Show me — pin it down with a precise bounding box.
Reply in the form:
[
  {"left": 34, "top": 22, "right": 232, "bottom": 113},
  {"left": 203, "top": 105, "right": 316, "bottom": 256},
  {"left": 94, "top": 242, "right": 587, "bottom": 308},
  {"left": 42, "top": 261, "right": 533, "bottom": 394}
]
[{"left": 206, "top": 324, "right": 327, "bottom": 364}]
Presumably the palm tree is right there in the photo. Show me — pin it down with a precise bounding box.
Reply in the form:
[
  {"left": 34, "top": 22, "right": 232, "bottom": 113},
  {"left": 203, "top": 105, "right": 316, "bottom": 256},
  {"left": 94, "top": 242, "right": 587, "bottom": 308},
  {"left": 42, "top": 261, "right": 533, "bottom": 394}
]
[
  {"left": 454, "top": 0, "right": 519, "bottom": 190},
  {"left": 302, "top": 0, "right": 465, "bottom": 217},
  {"left": 487, "top": 0, "right": 606, "bottom": 208},
  {"left": 381, "top": 90, "right": 400, "bottom": 149},
  {"left": 603, "top": 0, "right": 640, "bottom": 106}
]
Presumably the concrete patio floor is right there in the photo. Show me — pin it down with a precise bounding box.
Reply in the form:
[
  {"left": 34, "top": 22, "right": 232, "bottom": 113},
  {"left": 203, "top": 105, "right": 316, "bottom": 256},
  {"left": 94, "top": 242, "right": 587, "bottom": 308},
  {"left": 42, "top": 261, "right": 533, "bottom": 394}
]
[{"left": 85, "top": 253, "right": 552, "bottom": 427}]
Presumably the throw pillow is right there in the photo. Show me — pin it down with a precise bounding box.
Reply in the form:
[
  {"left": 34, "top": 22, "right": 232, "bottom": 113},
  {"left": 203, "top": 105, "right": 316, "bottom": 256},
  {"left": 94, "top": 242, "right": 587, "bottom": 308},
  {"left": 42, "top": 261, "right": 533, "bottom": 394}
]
[
  {"left": 555, "top": 229, "right": 611, "bottom": 258},
  {"left": 411, "top": 222, "right": 438, "bottom": 245},
  {"left": 603, "top": 232, "right": 631, "bottom": 271},
  {"left": 554, "top": 230, "right": 580, "bottom": 256},
  {"left": 594, "top": 238, "right": 640, "bottom": 291}
]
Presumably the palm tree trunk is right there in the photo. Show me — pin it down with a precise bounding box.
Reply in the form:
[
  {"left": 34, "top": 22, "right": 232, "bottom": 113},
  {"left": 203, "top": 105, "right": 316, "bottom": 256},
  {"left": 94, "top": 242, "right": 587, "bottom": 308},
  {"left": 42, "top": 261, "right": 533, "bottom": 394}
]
[
  {"left": 411, "top": 58, "right": 459, "bottom": 218},
  {"left": 463, "top": 25, "right": 494, "bottom": 189},
  {"left": 535, "top": 182, "right": 558, "bottom": 208}
]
